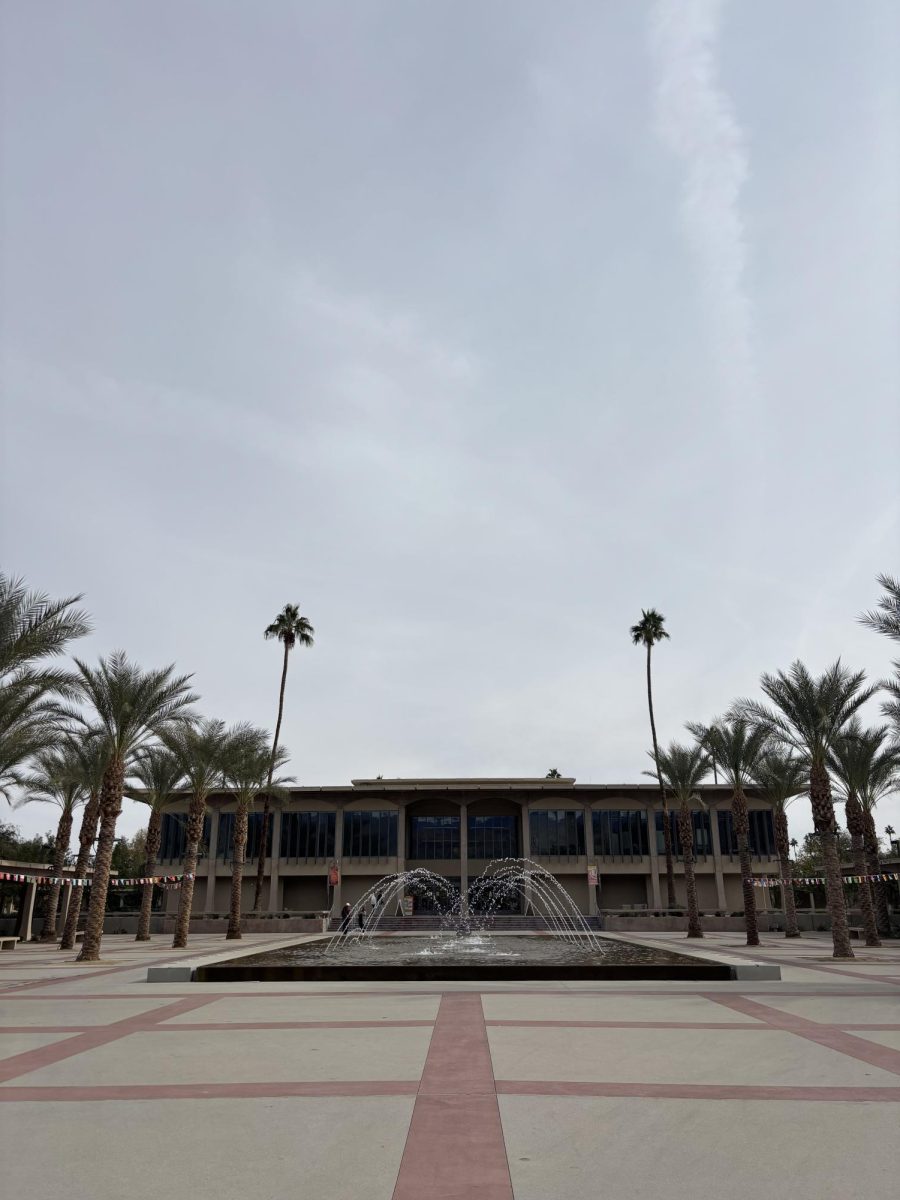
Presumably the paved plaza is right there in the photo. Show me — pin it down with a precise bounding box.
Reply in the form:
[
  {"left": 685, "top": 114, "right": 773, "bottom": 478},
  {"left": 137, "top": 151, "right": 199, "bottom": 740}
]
[{"left": 1, "top": 932, "right": 899, "bottom": 1199}]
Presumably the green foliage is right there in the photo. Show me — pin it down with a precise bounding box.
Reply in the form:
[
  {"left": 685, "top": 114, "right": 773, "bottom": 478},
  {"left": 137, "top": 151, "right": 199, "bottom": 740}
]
[
  {"left": 630, "top": 609, "right": 669, "bottom": 648},
  {"left": 0, "top": 820, "right": 57, "bottom": 864},
  {"left": 110, "top": 830, "right": 148, "bottom": 877},
  {"left": 264, "top": 604, "right": 315, "bottom": 652},
  {"left": 794, "top": 829, "right": 853, "bottom": 876}
]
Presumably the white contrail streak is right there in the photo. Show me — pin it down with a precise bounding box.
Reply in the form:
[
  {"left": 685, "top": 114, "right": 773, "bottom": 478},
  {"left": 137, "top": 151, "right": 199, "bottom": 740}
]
[{"left": 649, "top": 0, "right": 756, "bottom": 411}]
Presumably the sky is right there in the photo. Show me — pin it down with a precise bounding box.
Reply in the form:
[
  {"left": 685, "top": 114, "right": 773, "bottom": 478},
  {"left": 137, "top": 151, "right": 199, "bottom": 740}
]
[{"left": 2, "top": 1, "right": 898, "bottom": 848}]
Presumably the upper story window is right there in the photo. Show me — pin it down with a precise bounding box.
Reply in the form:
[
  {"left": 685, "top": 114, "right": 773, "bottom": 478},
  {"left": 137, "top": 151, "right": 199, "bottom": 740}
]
[
  {"left": 529, "top": 810, "right": 585, "bottom": 857},
  {"left": 717, "top": 809, "right": 775, "bottom": 857},
  {"left": 159, "top": 813, "right": 210, "bottom": 861},
  {"left": 280, "top": 811, "right": 335, "bottom": 860},
  {"left": 216, "top": 812, "right": 272, "bottom": 862},
  {"left": 408, "top": 815, "right": 460, "bottom": 860},
  {"left": 468, "top": 815, "right": 519, "bottom": 860},
  {"left": 344, "top": 810, "right": 398, "bottom": 858},
  {"left": 655, "top": 811, "right": 712, "bottom": 856},
  {"left": 593, "top": 810, "right": 649, "bottom": 856}
]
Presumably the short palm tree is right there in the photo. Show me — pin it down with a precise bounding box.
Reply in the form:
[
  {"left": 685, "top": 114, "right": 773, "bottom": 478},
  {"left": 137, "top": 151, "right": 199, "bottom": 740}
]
[
  {"left": 752, "top": 749, "right": 807, "bottom": 939},
  {"left": 645, "top": 741, "right": 709, "bottom": 937},
  {"left": 164, "top": 718, "right": 228, "bottom": 948},
  {"left": 18, "top": 740, "right": 87, "bottom": 941},
  {"left": 221, "top": 724, "right": 292, "bottom": 939},
  {"left": 0, "top": 573, "right": 90, "bottom": 692},
  {"left": 857, "top": 742, "right": 900, "bottom": 938},
  {"left": 860, "top": 574, "right": 900, "bottom": 739},
  {"left": 736, "top": 660, "right": 875, "bottom": 959},
  {"left": 0, "top": 682, "right": 59, "bottom": 802},
  {"left": 127, "top": 745, "right": 186, "bottom": 941},
  {"left": 688, "top": 718, "right": 769, "bottom": 946},
  {"left": 630, "top": 609, "right": 675, "bottom": 907},
  {"left": 72, "top": 653, "right": 197, "bottom": 962},
  {"left": 252, "top": 604, "right": 314, "bottom": 913},
  {"left": 59, "top": 730, "right": 110, "bottom": 950}
]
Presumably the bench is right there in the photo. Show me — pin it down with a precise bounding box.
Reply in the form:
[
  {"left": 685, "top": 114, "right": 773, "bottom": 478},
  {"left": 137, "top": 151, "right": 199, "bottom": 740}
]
[
  {"left": 0, "top": 936, "right": 20, "bottom": 951},
  {"left": 848, "top": 927, "right": 865, "bottom": 940}
]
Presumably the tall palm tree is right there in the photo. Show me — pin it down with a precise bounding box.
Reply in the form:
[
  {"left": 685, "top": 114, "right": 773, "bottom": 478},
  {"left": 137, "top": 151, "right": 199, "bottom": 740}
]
[
  {"left": 0, "top": 573, "right": 90, "bottom": 692},
  {"left": 858, "top": 742, "right": 900, "bottom": 938},
  {"left": 645, "top": 741, "right": 709, "bottom": 937},
  {"left": 752, "top": 749, "right": 806, "bottom": 939},
  {"left": 688, "top": 718, "right": 769, "bottom": 947},
  {"left": 736, "top": 660, "right": 875, "bottom": 959},
  {"left": 630, "top": 609, "right": 675, "bottom": 907},
  {"left": 860, "top": 574, "right": 900, "bottom": 740},
  {"left": 221, "top": 725, "right": 292, "bottom": 940},
  {"left": 164, "top": 718, "right": 228, "bottom": 948},
  {"left": 17, "top": 740, "right": 87, "bottom": 942},
  {"left": 252, "top": 603, "right": 314, "bottom": 913},
  {"left": 72, "top": 653, "right": 197, "bottom": 962},
  {"left": 829, "top": 721, "right": 891, "bottom": 947},
  {"left": 127, "top": 745, "right": 186, "bottom": 942},
  {"left": 59, "top": 730, "right": 110, "bottom": 950}
]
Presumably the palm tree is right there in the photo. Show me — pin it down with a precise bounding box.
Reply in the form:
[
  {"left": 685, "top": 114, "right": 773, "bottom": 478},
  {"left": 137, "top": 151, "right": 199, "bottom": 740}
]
[
  {"left": 630, "top": 609, "right": 675, "bottom": 907},
  {"left": 164, "top": 718, "right": 228, "bottom": 948},
  {"left": 545, "top": 768, "right": 562, "bottom": 779},
  {"left": 17, "top": 740, "right": 87, "bottom": 942},
  {"left": 59, "top": 730, "right": 110, "bottom": 950},
  {"left": 860, "top": 574, "right": 900, "bottom": 739},
  {"left": 688, "top": 718, "right": 769, "bottom": 946},
  {"left": 127, "top": 745, "right": 186, "bottom": 941},
  {"left": 0, "top": 573, "right": 90, "bottom": 692},
  {"left": 858, "top": 744, "right": 900, "bottom": 938},
  {"left": 752, "top": 749, "right": 806, "bottom": 938},
  {"left": 736, "top": 660, "right": 875, "bottom": 959},
  {"left": 645, "top": 741, "right": 709, "bottom": 937},
  {"left": 221, "top": 725, "right": 292, "bottom": 939},
  {"left": 72, "top": 653, "right": 197, "bottom": 962},
  {"left": 252, "top": 604, "right": 314, "bottom": 913}
]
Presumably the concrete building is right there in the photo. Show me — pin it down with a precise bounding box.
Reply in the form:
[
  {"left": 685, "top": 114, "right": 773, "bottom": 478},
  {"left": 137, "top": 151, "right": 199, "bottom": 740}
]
[{"left": 156, "top": 777, "right": 782, "bottom": 919}]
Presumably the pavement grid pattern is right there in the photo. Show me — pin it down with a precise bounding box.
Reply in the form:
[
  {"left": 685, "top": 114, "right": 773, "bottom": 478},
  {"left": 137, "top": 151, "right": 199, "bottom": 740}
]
[{"left": 1, "top": 930, "right": 899, "bottom": 1199}]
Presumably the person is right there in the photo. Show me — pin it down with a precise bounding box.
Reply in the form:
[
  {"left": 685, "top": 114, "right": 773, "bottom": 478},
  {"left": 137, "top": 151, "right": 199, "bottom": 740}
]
[
  {"left": 339, "top": 902, "right": 351, "bottom": 933},
  {"left": 357, "top": 904, "right": 366, "bottom": 931}
]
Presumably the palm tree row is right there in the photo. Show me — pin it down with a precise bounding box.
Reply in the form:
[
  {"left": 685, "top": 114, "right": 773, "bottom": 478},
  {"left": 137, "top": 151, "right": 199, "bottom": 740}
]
[
  {"left": 634, "top": 583, "right": 900, "bottom": 958},
  {"left": 1, "top": 574, "right": 314, "bottom": 957}
]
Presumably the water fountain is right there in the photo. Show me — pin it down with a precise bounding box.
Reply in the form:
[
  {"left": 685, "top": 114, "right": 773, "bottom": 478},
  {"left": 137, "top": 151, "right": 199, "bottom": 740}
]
[{"left": 196, "top": 858, "right": 733, "bottom": 981}]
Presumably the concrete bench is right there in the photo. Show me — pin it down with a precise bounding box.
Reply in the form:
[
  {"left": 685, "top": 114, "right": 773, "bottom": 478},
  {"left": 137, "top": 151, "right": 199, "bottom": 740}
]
[
  {"left": 0, "top": 936, "right": 20, "bottom": 951},
  {"left": 848, "top": 927, "right": 865, "bottom": 940}
]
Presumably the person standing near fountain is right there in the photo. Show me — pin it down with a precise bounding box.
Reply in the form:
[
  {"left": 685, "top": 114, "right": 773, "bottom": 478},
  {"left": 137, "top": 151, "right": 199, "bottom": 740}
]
[{"left": 339, "top": 902, "right": 351, "bottom": 932}]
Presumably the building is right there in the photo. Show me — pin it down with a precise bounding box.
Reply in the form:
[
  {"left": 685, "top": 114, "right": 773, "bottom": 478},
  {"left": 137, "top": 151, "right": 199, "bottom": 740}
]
[{"left": 157, "top": 777, "right": 782, "bottom": 918}]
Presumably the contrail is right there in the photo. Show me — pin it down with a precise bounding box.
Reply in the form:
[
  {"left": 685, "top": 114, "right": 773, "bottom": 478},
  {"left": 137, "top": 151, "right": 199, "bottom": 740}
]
[{"left": 649, "top": 0, "right": 756, "bottom": 414}]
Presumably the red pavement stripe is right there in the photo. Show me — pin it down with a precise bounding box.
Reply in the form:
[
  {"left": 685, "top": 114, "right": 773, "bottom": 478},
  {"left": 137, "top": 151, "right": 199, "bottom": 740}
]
[
  {"left": 496, "top": 1080, "right": 900, "bottom": 1102},
  {"left": 0, "top": 1080, "right": 420, "bottom": 1102},
  {"left": 0, "top": 995, "right": 221, "bottom": 1084},
  {"left": 484, "top": 1019, "right": 764, "bottom": 1030},
  {"left": 702, "top": 994, "right": 900, "bottom": 1076},
  {"left": 392, "top": 994, "right": 513, "bottom": 1200},
  {"left": 0, "top": 1021, "right": 436, "bottom": 1034}
]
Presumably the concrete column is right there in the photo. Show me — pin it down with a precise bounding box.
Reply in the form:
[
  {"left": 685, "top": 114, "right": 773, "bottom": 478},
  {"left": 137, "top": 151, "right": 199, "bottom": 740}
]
[
  {"left": 19, "top": 880, "right": 38, "bottom": 942},
  {"left": 584, "top": 805, "right": 598, "bottom": 916},
  {"left": 710, "top": 805, "right": 727, "bottom": 910},
  {"left": 396, "top": 803, "right": 405, "bottom": 873},
  {"left": 459, "top": 803, "right": 468, "bottom": 913},
  {"left": 647, "top": 806, "right": 662, "bottom": 909},
  {"left": 58, "top": 882, "right": 72, "bottom": 935},
  {"left": 331, "top": 806, "right": 344, "bottom": 914},
  {"left": 267, "top": 806, "right": 282, "bottom": 912},
  {"left": 520, "top": 804, "right": 533, "bottom": 914},
  {"left": 204, "top": 805, "right": 219, "bottom": 913}
]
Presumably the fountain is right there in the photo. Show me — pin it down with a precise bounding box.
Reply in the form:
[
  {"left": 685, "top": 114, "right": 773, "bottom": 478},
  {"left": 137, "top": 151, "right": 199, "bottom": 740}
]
[{"left": 195, "top": 858, "right": 733, "bottom": 982}]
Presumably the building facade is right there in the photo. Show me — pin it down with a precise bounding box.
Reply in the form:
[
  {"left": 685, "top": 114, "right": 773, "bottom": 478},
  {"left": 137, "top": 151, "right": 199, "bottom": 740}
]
[{"left": 157, "top": 777, "right": 781, "bottom": 918}]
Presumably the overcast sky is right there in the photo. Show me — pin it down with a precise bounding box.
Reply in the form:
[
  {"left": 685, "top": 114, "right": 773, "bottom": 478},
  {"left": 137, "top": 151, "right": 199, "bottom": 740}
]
[{"left": 2, "top": 1, "right": 898, "bottom": 848}]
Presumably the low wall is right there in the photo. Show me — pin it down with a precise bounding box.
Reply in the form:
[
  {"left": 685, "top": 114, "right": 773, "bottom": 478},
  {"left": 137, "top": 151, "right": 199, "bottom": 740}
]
[{"left": 101, "top": 914, "right": 328, "bottom": 935}]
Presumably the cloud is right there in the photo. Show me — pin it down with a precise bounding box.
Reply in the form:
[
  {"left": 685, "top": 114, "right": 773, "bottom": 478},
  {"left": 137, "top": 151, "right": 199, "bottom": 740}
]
[{"left": 648, "top": 0, "right": 755, "bottom": 414}]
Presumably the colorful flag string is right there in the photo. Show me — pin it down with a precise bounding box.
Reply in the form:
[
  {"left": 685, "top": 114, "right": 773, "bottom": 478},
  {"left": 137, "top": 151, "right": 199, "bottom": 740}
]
[
  {"left": 747, "top": 873, "right": 898, "bottom": 888},
  {"left": 0, "top": 871, "right": 193, "bottom": 888}
]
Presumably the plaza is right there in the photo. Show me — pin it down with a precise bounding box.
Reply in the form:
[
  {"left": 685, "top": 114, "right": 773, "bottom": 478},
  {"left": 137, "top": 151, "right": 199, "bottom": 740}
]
[{"left": 1, "top": 931, "right": 898, "bottom": 1199}]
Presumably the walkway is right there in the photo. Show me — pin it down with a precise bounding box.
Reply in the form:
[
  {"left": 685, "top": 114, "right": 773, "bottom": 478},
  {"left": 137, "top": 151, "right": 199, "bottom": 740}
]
[{"left": 1, "top": 932, "right": 898, "bottom": 1199}]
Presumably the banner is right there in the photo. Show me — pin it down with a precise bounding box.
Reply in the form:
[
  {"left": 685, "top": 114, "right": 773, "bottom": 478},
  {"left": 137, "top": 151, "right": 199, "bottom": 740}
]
[
  {"left": 0, "top": 871, "right": 194, "bottom": 888},
  {"left": 747, "top": 873, "right": 898, "bottom": 888},
  {"left": 587, "top": 865, "right": 598, "bottom": 887}
]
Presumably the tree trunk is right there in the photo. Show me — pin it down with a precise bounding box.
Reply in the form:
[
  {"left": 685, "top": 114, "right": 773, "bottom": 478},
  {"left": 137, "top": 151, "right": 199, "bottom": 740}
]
[
  {"left": 844, "top": 793, "right": 880, "bottom": 947},
  {"left": 60, "top": 788, "right": 101, "bottom": 950},
  {"left": 809, "top": 760, "right": 853, "bottom": 958},
  {"left": 773, "top": 807, "right": 800, "bottom": 938},
  {"left": 733, "top": 787, "right": 760, "bottom": 946},
  {"left": 171, "top": 797, "right": 206, "bottom": 948},
  {"left": 135, "top": 808, "right": 163, "bottom": 942},
  {"left": 863, "top": 810, "right": 892, "bottom": 938},
  {"left": 76, "top": 759, "right": 125, "bottom": 962},
  {"left": 679, "top": 803, "right": 703, "bottom": 938},
  {"left": 40, "top": 807, "right": 74, "bottom": 943},
  {"left": 227, "top": 803, "right": 248, "bottom": 940},
  {"left": 646, "top": 644, "right": 676, "bottom": 907},
  {"left": 253, "top": 641, "right": 290, "bottom": 913}
]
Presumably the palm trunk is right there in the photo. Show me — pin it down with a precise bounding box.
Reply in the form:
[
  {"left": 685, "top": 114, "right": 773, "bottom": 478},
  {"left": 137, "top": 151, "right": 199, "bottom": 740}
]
[
  {"left": 844, "top": 793, "right": 880, "bottom": 947},
  {"left": 171, "top": 797, "right": 206, "bottom": 948},
  {"left": 60, "top": 788, "right": 101, "bottom": 950},
  {"left": 646, "top": 644, "right": 676, "bottom": 907},
  {"left": 40, "top": 808, "right": 74, "bottom": 943},
  {"left": 227, "top": 803, "right": 248, "bottom": 939},
  {"left": 732, "top": 787, "right": 760, "bottom": 946},
  {"left": 809, "top": 760, "right": 853, "bottom": 958},
  {"left": 135, "top": 808, "right": 162, "bottom": 942},
  {"left": 863, "top": 810, "right": 892, "bottom": 938},
  {"left": 773, "top": 807, "right": 800, "bottom": 938},
  {"left": 679, "top": 803, "right": 703, "bottom": 938},
  {"left": 76, "top": 758, "right": 125, "bottom": 962},
  {"left": 253, "top": 642, "right": 290, "bottom": 913}
]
